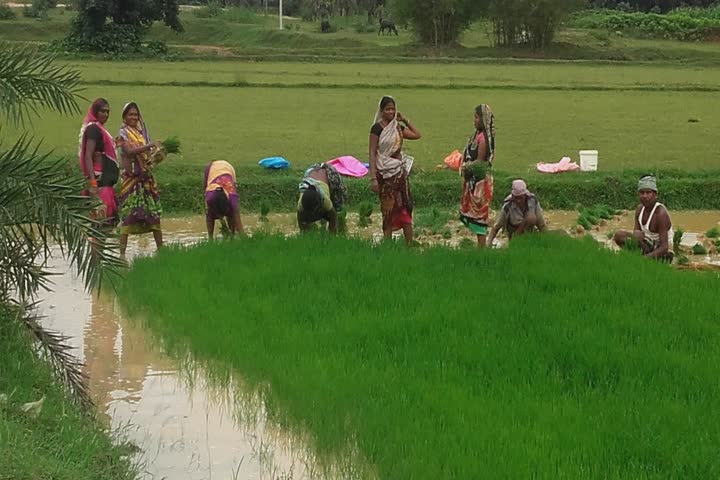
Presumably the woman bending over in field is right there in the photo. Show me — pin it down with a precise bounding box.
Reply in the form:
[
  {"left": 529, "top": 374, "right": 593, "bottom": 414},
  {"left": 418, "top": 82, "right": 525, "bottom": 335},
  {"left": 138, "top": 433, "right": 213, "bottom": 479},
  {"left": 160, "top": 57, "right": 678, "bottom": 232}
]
[
  {"left": 459, "top": 104, "right": 495, "bottom": 247},
  {"left": 116, "top": 102, "right": 164, "bottom": 257},
  {"left": 204, "top": 160, "right": 244, "bottom": 240},
  {"left": 368, "top": 96, "right": 422, "bottom": 245}
]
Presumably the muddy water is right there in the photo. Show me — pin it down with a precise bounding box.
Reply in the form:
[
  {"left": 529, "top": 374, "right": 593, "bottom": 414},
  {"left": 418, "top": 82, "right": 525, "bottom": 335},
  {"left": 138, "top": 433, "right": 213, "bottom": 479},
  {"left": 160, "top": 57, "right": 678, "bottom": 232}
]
[
  {"left": 37, "top": 222, "right": 321, "bottom": 480},
  {"left": 36, "top": 209, "right": 720, "bottom": 478}
]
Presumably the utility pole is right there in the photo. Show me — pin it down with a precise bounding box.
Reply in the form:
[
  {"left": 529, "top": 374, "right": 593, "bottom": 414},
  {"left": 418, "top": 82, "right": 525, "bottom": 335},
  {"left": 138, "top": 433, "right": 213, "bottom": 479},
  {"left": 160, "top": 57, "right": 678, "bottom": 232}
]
[{"left": 279, "top": 0, "right": 283, "bottom": 30}]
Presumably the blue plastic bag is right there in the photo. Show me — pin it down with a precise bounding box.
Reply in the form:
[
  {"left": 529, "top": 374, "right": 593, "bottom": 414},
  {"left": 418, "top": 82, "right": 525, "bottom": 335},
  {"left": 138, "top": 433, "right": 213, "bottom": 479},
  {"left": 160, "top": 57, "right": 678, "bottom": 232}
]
[{"left": 259, "top": 156, "right": 290, "bottom": 170}]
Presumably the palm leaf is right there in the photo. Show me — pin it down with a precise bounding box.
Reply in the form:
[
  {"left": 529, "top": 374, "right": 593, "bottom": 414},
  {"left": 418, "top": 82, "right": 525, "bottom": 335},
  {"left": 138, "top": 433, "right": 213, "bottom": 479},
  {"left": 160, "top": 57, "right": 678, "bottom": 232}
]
[
  {"left": 0, "top": 42, "right": 82, "bottom": 128},
  {"left": 0, "top": 135, "right": 125, "bottom": 303}
]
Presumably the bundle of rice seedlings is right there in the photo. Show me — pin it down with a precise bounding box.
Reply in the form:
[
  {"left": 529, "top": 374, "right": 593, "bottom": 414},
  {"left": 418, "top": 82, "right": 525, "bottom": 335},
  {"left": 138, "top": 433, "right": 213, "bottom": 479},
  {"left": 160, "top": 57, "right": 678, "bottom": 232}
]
[
  {"left": 705, "top": 226, "right": 720, "bottom": 239},
  {"left": 161, "top": 136, "right": 181, "bottom": 154},
  {"left": 692, "top": 243, "right": 708, "bottom": 255},
  {"left": 358, "top": 202, "right": 373, "bottom": 227}
]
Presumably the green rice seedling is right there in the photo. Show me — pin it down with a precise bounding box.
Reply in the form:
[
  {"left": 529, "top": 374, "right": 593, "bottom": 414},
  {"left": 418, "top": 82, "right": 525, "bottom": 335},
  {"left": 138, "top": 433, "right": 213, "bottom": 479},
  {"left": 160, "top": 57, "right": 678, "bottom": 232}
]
[
  {"left": 119, "top": 234, "right": 720, "bottom": 480},
  {"left": 622, "top": 236, "right": 641, "bottom": 252},
  {"left": 259, "top": 201, "right": 270, "bottom": 223},
  {"left": 705, "top": 226, "right": 720, "bottom": 239},
  {"left": 677, "top": 254, "right": 690, "bottom": 265},
  {"left": 673, "top": 228, "right": 684, "bottom": 253},
  {"left": 337, "top": 210, "right": 347, "bottom": 234},
  {"left": 415, "top": 207, "right": 449, "bottom": 235},
  {"left": 606, "top": 230, "right": 615, "bottom": 240},
  {"left": 577, "top": 213, "right": 593, "bottom": 231},
  {"left": 692, "top": 243, "right": 708, "bottom": 255},
  {"left": 714, "top": 239, "right": 720, "bottom": 248},
  {"left": 441, "top": 229, "right": 452, "bottom": 240},
  {"left": 161, "top": 136, "right": 181, "bottom": 154},
  {"left": 358, "top": 202, "right": 373, "bottom": 227}
]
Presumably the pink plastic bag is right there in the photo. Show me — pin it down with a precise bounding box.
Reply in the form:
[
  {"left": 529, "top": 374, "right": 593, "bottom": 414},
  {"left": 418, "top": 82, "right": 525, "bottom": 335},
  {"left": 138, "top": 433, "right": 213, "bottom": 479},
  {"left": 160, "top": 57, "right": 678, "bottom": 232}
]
[
  {"left": 327, "top": 156, "right": 369, "bottom": 177},
  {"left": 536, "top": 157, "right": 580, "bottom": 174}
]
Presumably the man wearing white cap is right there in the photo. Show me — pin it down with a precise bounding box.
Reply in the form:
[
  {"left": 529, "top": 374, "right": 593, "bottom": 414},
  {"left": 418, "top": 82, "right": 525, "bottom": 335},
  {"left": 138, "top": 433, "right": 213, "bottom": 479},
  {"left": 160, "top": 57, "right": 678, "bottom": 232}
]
[
  {"left": 613, "top": 175, "right": 674, "bottom": 262},
  {"left": 486, "top": 179, "right": 546, "bottom": 246}
]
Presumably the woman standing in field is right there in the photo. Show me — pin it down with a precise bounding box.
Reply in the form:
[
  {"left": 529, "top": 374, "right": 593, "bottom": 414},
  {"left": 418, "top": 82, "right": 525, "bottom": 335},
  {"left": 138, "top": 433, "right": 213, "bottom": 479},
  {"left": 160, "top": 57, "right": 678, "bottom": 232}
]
[
  {"left": 368, "top": 96, "right": 422, "bottom": 245},
  {"left": 116, "top": 102, "right": 164, "bottom": 257},
  {"left": 79, "top": 98, "right": 120, "bottom": 228},
  {"left": 459, "top": 104, "right": 495, "bottom": 247}
]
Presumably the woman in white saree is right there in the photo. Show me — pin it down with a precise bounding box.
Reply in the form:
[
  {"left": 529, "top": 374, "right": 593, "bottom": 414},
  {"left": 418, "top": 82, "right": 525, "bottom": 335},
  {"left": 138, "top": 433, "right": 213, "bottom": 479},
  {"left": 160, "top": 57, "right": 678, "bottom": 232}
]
[{"left": 368, "top": 96, "right": 422, "bottom": 245}]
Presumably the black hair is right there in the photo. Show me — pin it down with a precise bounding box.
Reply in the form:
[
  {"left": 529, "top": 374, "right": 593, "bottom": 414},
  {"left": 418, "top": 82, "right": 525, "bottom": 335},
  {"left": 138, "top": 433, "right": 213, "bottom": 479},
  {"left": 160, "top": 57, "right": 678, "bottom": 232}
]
[
  {"left": 380, "top": 96, "right": 395, "bottom": 110},
  {"left": 91, "top": 98, "right": 109, "bottom": 116},
  {"left": 301, "top": 187, "right": 322, "bottom": 212},
  {"left": 208, "top": 188, "right": 230, "bottom": 217}
]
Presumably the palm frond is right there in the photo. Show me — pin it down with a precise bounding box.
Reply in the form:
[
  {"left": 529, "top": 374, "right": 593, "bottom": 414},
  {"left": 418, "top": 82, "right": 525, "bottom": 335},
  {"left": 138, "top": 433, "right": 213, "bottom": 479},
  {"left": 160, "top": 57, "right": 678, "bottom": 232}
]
[
  {"left": 0, "top": 42, "right": 82, "bottom": 127},
  {"left": 7, "top": 303, "right": 94, "bottom": 409},
  {"left": 0, "top": 135, "right": 125, "bottom": 303}
]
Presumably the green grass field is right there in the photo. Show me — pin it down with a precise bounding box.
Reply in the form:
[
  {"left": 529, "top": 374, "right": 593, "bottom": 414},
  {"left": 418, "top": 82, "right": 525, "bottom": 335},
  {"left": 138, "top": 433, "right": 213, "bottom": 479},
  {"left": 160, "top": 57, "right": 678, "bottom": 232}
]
[
  {"left": 0, "top": 310, "right": 138, "bottom": 479},
  {"left": 4, "top": 83, "right": 717, "bottom": 173},
  {"left": 119, "top": 233, "right": 720, "bottom": 479}
]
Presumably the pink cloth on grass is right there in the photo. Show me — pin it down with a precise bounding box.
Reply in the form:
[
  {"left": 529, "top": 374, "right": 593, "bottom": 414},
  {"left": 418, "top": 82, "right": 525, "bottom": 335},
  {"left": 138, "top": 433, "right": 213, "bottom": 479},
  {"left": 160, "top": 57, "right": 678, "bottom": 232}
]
[
  {"left": 327, "top": 156, "right": 368, "bottom": 177},
  {"left": 536, "top": 157, "right": 580, "bottom": 174}
]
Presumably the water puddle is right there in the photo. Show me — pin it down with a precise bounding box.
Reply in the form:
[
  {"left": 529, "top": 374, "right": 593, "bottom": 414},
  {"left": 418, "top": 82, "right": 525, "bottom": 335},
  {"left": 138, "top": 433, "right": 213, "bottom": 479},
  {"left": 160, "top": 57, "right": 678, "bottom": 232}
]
[{"left": 34, "top": 209, "right": 720, "bottom": 478}]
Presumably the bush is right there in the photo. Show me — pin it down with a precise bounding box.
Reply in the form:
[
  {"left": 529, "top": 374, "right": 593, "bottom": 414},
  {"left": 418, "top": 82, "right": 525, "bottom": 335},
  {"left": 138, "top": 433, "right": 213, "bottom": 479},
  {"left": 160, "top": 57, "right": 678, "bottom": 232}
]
[
  {"left": 490, "top": 0, "right": 585, "bottom": 48},
  {"left": 144, "top": 40, "right": 169, "bottom": 56},
  {"left": 0, "top": 1, "right": 16, "bottom": 20},
  {"left": 391, "top": 0, "right": 482, "bottom": 46},
  {"left": 568, "top": 7, "right": 720, "bottom": 40},
  {"left": 193, "top": 1, "right": 222, "bottom": 18}
]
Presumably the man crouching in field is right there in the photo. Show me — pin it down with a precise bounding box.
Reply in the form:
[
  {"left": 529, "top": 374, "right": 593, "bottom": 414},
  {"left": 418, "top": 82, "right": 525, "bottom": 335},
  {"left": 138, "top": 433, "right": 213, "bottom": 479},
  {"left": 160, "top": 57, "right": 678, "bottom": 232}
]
[
  {"left": 614, "top": 175, "right": 674, "bottom": 262},
  {"left": 297, "top": 163, "right": 347, "bottom": 234},
  {"left": 486, "top": 179, "right": 546, "bottom": 246}
]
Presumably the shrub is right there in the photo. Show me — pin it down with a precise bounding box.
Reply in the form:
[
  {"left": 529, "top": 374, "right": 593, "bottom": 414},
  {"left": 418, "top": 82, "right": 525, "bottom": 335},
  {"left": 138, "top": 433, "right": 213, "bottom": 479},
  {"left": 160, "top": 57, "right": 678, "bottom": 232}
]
[
  {"left": 568, "top": 7, "right": 720, "bottom": 41},
  {"left": 0, "top": 1, "right": 16, "bottom": 20}
]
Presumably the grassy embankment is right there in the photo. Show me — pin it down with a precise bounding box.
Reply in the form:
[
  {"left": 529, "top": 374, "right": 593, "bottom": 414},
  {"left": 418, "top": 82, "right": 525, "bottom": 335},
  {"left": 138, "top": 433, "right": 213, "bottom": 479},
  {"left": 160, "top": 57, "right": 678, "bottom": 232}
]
[{"left": 0, "top": 309, "right": 138, "bottom": 479}]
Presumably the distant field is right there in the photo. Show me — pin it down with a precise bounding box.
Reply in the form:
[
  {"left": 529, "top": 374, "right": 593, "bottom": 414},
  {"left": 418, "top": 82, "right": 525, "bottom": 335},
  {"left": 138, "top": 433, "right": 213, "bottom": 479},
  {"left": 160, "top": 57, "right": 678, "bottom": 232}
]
[
  {"left": 5, "top": 83, "right": 717, "bottom": 172},
  {"left": 67, "top": 59, "right": 720, "bottom": 91}
]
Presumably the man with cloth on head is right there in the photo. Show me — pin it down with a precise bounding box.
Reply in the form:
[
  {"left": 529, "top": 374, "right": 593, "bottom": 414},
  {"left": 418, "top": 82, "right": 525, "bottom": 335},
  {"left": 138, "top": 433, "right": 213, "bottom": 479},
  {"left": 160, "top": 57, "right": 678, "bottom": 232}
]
[
  {"left": 297, "top": 163, "right": 347, "bottom": 234},
  {"left": 486, "top": 179, "right": 546, "bottom": 245},
  {"left": 614, "top": 175, "right": 674, "bottom": 262}
]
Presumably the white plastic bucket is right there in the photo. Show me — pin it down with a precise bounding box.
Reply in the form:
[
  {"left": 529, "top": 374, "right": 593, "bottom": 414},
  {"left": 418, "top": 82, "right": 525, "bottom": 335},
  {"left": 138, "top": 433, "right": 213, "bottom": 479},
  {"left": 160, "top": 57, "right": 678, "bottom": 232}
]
[{"left": 579, "top": 150, "right": 598, "bottom": 171}]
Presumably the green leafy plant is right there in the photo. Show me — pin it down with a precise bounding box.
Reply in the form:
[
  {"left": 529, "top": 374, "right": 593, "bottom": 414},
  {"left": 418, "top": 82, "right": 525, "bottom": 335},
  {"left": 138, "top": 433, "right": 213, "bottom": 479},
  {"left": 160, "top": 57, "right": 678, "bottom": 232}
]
[
  {"left": 358, "top": 201, "right": 373, "bottom": 227},
  {"left": 705, "top": 226, "right": 720, "bottom": 239},
  {"left": 0, "top": 0, "right": 17, "bottom": 20},
  {"left": 161, "top": 136, "right": 181, "bottom": 154},
  {"left": 692, "top": 243, "right": 708, "bottom": 255},
  {"left": 673, "top": 228, "right": 684, "bottom": 254},
  {"left": 337, "top": 209, "right": 347, "bottom": 234},
  {"left": 259, "top": 201, "right": 270, "bottom": 222}
]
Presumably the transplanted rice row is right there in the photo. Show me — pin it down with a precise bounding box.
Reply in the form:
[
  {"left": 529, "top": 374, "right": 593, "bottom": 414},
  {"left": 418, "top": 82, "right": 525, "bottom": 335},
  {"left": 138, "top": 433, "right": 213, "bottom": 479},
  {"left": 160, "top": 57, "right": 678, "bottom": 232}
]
[{"left": 120, "top": 234, "right": 720, "bottom": 479}]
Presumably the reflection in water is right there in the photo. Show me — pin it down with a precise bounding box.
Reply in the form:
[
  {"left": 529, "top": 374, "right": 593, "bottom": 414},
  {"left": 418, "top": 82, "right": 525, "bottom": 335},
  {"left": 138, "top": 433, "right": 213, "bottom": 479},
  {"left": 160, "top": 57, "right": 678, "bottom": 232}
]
[{"left": 37, "top": 220, "right": 318, "bottom": 480}]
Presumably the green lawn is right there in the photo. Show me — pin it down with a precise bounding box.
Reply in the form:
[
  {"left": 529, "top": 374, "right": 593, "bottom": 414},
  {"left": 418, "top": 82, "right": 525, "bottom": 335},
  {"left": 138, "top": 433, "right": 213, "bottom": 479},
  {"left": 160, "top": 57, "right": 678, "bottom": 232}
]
[
  {"left": 0, "top": 309, "right": 138, "bottom": 479},
  {"left": 119, "top": 233, "right": 720, "bottom": 479},
  {"left": 4, "top": 84, "right": 717, "bottom": 172}
]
